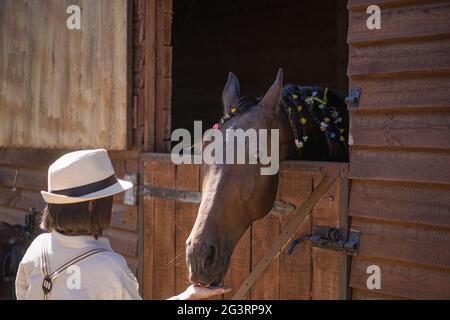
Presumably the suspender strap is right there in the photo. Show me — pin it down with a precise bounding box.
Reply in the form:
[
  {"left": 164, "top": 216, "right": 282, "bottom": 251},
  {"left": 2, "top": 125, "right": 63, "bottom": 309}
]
[{"left": 40, "top": 238, "right": 108, "bottom": 300}]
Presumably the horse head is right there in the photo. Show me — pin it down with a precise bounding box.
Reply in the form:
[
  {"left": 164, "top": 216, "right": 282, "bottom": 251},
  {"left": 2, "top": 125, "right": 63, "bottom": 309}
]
[
  {"left": 185, "top": 69, "right": 292, "bottom": 286},
  {"left": 185, "top": 69, "right": 349, "bottom": 286}
]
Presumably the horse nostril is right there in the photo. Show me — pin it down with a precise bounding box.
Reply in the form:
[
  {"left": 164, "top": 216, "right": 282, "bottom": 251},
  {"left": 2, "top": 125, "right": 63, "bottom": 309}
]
[{"left": 204, "top": 244, "right": 217, "bottom": 270}]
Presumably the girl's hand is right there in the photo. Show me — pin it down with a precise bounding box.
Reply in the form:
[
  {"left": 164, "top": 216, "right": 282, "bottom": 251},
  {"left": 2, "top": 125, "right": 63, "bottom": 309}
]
[{"left": 169, "top": 284, "right": 232, "bottom": 300}]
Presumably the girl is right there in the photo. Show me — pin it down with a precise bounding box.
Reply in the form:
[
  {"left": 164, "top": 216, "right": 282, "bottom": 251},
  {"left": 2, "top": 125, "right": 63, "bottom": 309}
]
[{"left": 15, "top": 149, "right": 229, "bottom": 300}]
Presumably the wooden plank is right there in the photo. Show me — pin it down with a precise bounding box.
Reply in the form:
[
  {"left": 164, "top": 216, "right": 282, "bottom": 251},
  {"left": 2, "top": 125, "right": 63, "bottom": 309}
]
[
  {"left": 0, "top": 148, "right": 138, "bottom": 170},
  {"left": 349, "top": 75, "right": 450, "bottom": 110},
  {"left": 124, "top": 255, "right": 139, "bottom": 276},
  {"left": 174, "top": 164, "right": 200, "bottom": 295},
  {"left": 280, "top": 160, "right": 348, "bottom": 176},
  {"left": 155, "top": 76, "right": 172, "bottom": 152},
  {"left": 0, "top": 0, "right": 129, "bottom": 149},
  {"left": 154, "top": 0, "right": 172, "bottom": 152},
  {"left": 348, "top": 1, "right": 450, "bottom": 45},
  {"left": 312, "top": 247, "right": 345, "bottom": 300},
  {"left": 162, "top": 12, "right": 173, "bottom": 47},
  {"left": 161, "top": 0, "right": 173, "bottom": 14},
  {"left": 348, "top": 39, "right": 450, "bottom": 76},
  {"left": 313, "top": 174, "right": 340, "bottom": 227},
  {"left": 224, "top": 228, "right": 251, "bottom": 300},
  {"left": 250, "top": 213, "right": 280, "bottom": 300},
  {"left": 0, "top": 166, "right": 47, "bottom": 191},
  {"left": 111, "top": 159, "right": 126, "bottom": 183},
  {"left": 352, "top": 288, "right": 409, "bottom": 300},
  {"left": 351, "top": 217, "right": 450, "bottom": 269},
  {"left": 149, "top": 160, "right": 176, "bottom": 299},
  {"left": 312, "top": 172, "right": 347, "bottom": 300},
  {"left": 144, "top": 0, "right": 156, "bottom": 151},
  {"left": 140, "top": 152, "right": 173, "bottom": 163},
  {"left": 0, "top": 187, "right": 45, "bottom": 212},
  {"left": 110, "top": 203, "right": 138, "bottom": 232},
  {"left": 349, "top": 180, "right": 450, "bottom": 228},
  {"left": 142, "top": 196, "right": 154, "bottom": 299},
  {"left": 137, "top": 151, "right": 145, "bottom": 296},
  {"left": 126, "top": 0, "right": 134, "bottom": 149},
  {"left": 0, "top": 148, "right": 64, "bottom": 169},
  {"left": 142, "top": 157, "right": 158, "bottom": 299},
  {"left": 104, "top": 228, "right": 138, "bottom": 257},
  {"left": 349, "top": 148, "right": 450, "bottom": 184},
  {"left": 279, "top": 170, "right": 313, "bottom": 300},
  {"left": 350, "top": 257, "right": 450, "bottom": 299},
  {"left": 140, "top": 153, "right": 349, "bottom": 173},
  {"left": 351, "top": 110, "right": 450, "bottom": 149},
  {"left": 0, "top": 205, "right": 28, "bottom": 225},
  {"left": 109, "top": 150, "right": 141, "bottom": 162}
]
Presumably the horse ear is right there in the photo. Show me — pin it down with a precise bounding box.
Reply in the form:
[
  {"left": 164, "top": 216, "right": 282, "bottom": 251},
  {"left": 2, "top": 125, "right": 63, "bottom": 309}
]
[
  {"left": 222, "top": 72, "right": 240, "bottom": 114},
  {"left": 259, "top": 68, "right": 283, "bottom": 118}
]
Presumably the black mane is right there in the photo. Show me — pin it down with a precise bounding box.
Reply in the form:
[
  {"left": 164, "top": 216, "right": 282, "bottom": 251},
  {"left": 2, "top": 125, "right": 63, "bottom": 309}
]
[
  {"left": 219, "top": 85, "right": 349, "bottom": 162},
  {"left": 281, "top": 84, "right": 349, "bottom": 162}
]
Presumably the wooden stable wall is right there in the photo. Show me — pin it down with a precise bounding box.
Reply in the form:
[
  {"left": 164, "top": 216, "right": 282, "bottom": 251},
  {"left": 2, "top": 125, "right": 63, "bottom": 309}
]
[
  {"left": 132, "top": 0, "right": 172, "bottom": 152},
  {"left": 0, "top": 0, "right": 170, "bottom": 291},
  {"left": 140, "top": 153, "right": 349, "bottom": 300},
  {"left": 347, "top": 0, "right": 450, "bottom": 299},
  {"left": 0, "top": 149, "right": 140, "bottom": 275},
  {"left": 0, "top": 0, "right": 131, "bottom": 150}
]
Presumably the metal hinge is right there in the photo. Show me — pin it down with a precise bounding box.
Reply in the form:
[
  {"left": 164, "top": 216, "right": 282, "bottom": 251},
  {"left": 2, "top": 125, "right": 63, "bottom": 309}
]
[
  {"left": 288, "top": 225, "right": 360, "bottom": 256},
  {"left": 123, "top": 172, "right": 138, "bottom": 206},
  {"left": 345, "top": 87, "right": 361, "bottom": 110}
]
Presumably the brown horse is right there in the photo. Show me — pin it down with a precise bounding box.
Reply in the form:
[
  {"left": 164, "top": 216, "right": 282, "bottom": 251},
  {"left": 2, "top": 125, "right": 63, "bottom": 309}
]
[{"left": 186, "top": 69, "right": 348, "bottom": 286}]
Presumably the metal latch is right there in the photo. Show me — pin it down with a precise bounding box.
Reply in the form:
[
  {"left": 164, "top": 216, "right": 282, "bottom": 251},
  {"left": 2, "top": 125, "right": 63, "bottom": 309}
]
[
  {"left": 288, "top": 225, "right": 360, "bottom": 256},
  {"left": 123, "top": 172, "right": 138, "bottom": 206}
]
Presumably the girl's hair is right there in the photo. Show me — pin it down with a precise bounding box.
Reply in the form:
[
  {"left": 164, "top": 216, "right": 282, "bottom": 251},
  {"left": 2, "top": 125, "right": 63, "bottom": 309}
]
[{"left": 40, "top": 196, "right": 113, "bottom": 239}]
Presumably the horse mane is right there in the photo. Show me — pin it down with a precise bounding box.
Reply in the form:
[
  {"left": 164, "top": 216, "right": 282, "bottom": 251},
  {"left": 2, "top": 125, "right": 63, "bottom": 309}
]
[
  {"left": 218, "top": 85, "right": 349, "bottom": 162},
  {"left": 281, "top": 84, "right": 349, "bottom": 162}
]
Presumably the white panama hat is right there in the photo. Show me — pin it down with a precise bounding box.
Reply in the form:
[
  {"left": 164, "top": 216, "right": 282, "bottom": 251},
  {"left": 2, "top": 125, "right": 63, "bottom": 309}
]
[{"left": 41, "top": 149, "right": 133, "bottom": 204}]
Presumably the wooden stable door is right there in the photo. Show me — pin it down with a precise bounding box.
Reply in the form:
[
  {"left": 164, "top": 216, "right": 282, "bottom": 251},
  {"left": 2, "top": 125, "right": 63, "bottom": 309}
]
[
  {"left": 139, "top": 153, "right": 350, "bottom": 300},
  {"left": 0, "top": 0, "right": 131, "bottom": 150}
]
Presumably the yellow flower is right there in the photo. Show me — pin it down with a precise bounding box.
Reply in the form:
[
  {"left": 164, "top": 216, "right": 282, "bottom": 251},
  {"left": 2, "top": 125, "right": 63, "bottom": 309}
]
[
  {"left": 339, "top": 128, "right": 345, "bottom": 133},
  {"left": 297, "top": 105, "right": 302, "bottom": 112},
  {"left": 300, "top": 117, "right": 307, "bottom": 125},
  {"left": 231, "top": 107, "right": 237, "bottom": 113},
  {"left": 292, "top": 94, "right": 298, "bottom": 100},
  {"left": 339, "top": 135, "right": 345, "bottom": 142}
]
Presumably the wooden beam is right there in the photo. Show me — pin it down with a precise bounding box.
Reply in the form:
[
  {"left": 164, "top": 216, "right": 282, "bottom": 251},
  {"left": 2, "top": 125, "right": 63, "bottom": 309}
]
[
  {"left": 144, "top": 0, "right": 156, "bottom": 151},
  {"left": 141, "top": 185, "right": 296, "bottom": 214}
]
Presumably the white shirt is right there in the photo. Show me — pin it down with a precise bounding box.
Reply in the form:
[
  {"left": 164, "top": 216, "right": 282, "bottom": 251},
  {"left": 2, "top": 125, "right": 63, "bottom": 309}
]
[{"left": 15, "top": 231, "right": 142, "bottom": 300}]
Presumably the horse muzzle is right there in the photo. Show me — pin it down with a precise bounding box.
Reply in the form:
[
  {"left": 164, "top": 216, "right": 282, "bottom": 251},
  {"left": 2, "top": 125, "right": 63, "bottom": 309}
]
[{"left": 185, "top": 237, "right": 230, "bottom": 287}]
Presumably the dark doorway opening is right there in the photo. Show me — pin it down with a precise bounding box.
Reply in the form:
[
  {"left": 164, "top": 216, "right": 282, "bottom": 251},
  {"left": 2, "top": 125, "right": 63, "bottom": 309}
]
[{"left": 171, "top": 0, "right": 348, "bottom": 137}]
